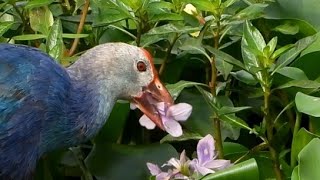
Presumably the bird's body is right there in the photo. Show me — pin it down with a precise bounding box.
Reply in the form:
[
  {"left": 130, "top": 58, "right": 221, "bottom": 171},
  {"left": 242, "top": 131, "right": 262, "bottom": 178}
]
[{"left": 0, "top": 43, "right": 172, "bottom": 179}]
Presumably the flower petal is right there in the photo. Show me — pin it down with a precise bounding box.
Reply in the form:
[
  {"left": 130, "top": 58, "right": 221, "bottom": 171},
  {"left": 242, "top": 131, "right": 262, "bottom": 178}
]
[
  {"left": 204, "top": 159, "right": 231, "bottom": 170},
  {"left": 147, "top": 162, "right": 162, "bottom": 176},
  {"left": 166, "top": 157, "right": 181, "bottom": 169},
  {"left": 139, "top": 115, "right": 156, "bottom": 129},
  {"left": 164, "top": 119, "right": 183, "bottom": 137},
  {"left": 130, "top": 103, "right": 137, "bottom": 110},
  {"left": 179, "top": 150, "right": 187, "bottom": 164},
  {"left": 197, "top": 134, "right": 215, "bottom": 165},
  {"left": 155, "top": 102, "right": 167, "bottom": 116},
  {"left": 168, "top": 103, "right": 192, "bottom": 121},
  {"left": 194, "top": 164, "right": 215, "bottom": 176},
  {"left": 156, "top": 172, "right": 171, "bottom": 180}
]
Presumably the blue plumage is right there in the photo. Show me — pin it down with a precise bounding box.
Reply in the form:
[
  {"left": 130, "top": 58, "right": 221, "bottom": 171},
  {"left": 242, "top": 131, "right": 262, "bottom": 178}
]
[
  {"left": 0, "top": 42, "right": 172, "bottom": 180},
  {"left": 0, "top": 44, "right": 113, "bottom": 179}
]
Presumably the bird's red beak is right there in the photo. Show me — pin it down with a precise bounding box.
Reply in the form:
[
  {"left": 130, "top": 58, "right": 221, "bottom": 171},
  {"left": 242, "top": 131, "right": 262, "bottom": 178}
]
[
  {"left": 133, "top": 77, "right": 173, "bottom": 130},
  {"left": 132, "top": 49, "right": 173, "bottom": 130}
]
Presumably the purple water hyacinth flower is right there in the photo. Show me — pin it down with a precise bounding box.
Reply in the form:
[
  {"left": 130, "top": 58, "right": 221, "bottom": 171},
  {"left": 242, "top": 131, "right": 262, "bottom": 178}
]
[
  {"left": 147, "top": 150, "right": 191, "bottom": 180},
  {"left": 190, "top": 134, "right": 231, "bottom": 176},
  {"left": 138, "top": 102, "right": 192, "bottom": 137}
]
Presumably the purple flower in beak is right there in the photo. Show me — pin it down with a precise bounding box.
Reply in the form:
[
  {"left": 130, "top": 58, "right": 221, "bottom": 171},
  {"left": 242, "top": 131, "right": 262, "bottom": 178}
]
[
  {"left": 138, "top": 102, "right": 192, "bottom": 137},
  {"left": 190, "top": 134, "right": 231, "bottom": 176}
]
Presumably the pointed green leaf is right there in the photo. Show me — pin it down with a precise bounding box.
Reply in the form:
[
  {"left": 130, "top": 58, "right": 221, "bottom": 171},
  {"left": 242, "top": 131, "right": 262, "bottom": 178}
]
[
  {"left": 29, "top": 6, "right": 54, "bottom": 35},
  {"left": 276, "top": 80, "right": 320, "bottom": 89},
  {"left": 231, "top": 70, "right": 257, "bottom": 85},
  {"left": 205, "top": 45, "right": 245, "bottom": 69},
  {"left": 166, "top": 80, "right": 207, "bottom": 100},
  {"left": 0, "top": 21, "right": 14, "bottom": 37},
  {"left": 275, "top": 67, "right": 308, "bottom": 80},
  {"left": 12, "top": 34, "right": 47, "bottom": 40},
  {"left": 218, "top": 106, "right": 252, "bottom": 116},
  {"left": 273, "top": 35, "right": 316, "bottom": 73},
  {"left": 46, "top": 19, "right": 63, "bottom": 61}
]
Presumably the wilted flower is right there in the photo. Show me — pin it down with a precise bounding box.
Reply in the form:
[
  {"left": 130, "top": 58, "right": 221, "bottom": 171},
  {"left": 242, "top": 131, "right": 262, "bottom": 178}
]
[
  {"left": 183, "top": 4, "right": 198, "bottom": 15},
  {"left": 183, "top": 3, "right": 205, "bottom": 25},
  {"left": 139, "top": 102, "right": 192, "bottom": 137},
  {"left": 190, "top": 135, "right": 231, "bottom": 176},
  {"left": 190, "top": 31, "right": 200, "bottom": 37}
]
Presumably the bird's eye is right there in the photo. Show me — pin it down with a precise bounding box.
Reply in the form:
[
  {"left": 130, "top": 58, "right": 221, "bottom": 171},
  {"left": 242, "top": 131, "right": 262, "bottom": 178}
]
[{"left": 137, "top": 61, "right": 147, "bottom": 72}]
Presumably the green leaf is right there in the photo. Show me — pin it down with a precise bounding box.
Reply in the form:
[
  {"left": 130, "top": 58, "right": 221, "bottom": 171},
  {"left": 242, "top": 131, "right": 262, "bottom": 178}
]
[
  {"left": 265, "top": 0, "right": 320, "bottom": 31},
  {"left": 160, "top": 132, "right": 202, "bottom": 143},
  {"left": 223, "top": 142, "right": 249, "bottom": 160},
  {"left": 275, "top": 67, "right": 308, "bottom": 80},
  {"left": 215, "top": 54, "right": 233, "bottom": 80},
  {"left": 0, "top": 21, "right": 14, "bottom": 37},
  {"left": 302, "top": 32, "right": 320, "bottom": 56},
  {"left": 12, "top": 34, "right": 47, "bottom": 40},
  {"left": 297, "top": 138, "right": 320, "bottom": 180},
  {"left": 266, "top": 36, "right": 278, "bottom": 56},
  {"left": 291, "top": 128, "right": 320, "bottom": 165},
  {"left": 180, "top": 38, "right": 211, "bottom": 60},
  {"left": 296, "top": 92, "right": 320, "bottom": 117},
  {"left": 91, "top": 0, "right": 135, "bottom": 27},
  {"left": 62, "top": 33, "right": 89, "bottom": 38},
  {"left": 231, "top": 70, "right": 257, "bottom": 85},
  {"left": 202, "top": 159, "right": 259, "bottom": 180},
  {"left": 94, "top": 102, "right": 130, "bottom": 143},
  {"left": 46, "top": 19, "right": 63, "bottom": 61},
  {"left": 243, "top": 20, "right": 266, "bottom": 53},
  {"left": 196, "top": 87, "right": 253, "bottom": 132},
  {"left": 145, "top": 24, "right": 200, "bottom": 35},
  {"left": 218, "top": 106, "right": 251, "bottom": 116},
  {"left": 273, "top": 35, "right": 316, "bottom": 74},
  {"left": 25, "top": 0, "right": 54, "bottom": 9},
  {"left": 219, "top": 114, "right": 253, "bottom": 132},
  {"left": 292, "top": 51, "right": 320, "bottom": 80},
  {"left": 29, "top": 6, "right": 54, "bottom": 35},
  {"left": 291, "top": 166, "right": 299, "bottom": 180},
  {"left": 166, "top": 80, "right": 207, "bottom": 100},
  {"left": 276, "top": 80, "right": 320, "bottom": 89},
  {"left": 273, "top": 22, "right": 299, "bottom": 35},
  {"left": 205, "top": 46, "right": 245, "bottom": 69},
  {"left": 233, "top": 4, "right": 268, "bottom": 21},
  {"left": 85, "top": 143, "right": 178, "bottom": 180},
  {"left": 270, "top": 44, "right": 295, "bottom": 60}
]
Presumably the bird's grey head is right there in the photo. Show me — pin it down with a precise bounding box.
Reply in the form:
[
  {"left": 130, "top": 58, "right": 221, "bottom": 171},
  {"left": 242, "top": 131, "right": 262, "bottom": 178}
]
[{"left": 68, "top": 42, "right": 173, "bottom": 129}]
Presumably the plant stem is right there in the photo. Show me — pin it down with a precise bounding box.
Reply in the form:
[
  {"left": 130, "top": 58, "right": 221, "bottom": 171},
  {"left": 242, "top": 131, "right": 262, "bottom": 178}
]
[
  {"left": 263, "top": 83, "right": 283, "bottom": 180},
  {"left": 290, "top": 111, "right": 301, "bottom": 167},
  {"left": 69, "top": 147, "right": 93, "bottom": 180},
  {"left": 68, "top": 0, "right": 90, "bottom": 56},
  {"left": 159, "top": 33, "right": 179, "bottom": 75},
  {"left": 212, "top": 18, "right": 224, "bottom": 159}
]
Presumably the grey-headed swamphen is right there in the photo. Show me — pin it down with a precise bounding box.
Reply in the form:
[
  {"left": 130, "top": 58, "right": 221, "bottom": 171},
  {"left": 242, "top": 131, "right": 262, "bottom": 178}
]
[{"left": 0, "top": 43, "right": 173, "bottom": 180}]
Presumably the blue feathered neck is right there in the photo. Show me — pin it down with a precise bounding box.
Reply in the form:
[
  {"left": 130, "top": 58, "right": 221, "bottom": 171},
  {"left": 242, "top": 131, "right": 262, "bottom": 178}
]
[{"left": 39, "top": 66, "right": 117, "bottom": 153}]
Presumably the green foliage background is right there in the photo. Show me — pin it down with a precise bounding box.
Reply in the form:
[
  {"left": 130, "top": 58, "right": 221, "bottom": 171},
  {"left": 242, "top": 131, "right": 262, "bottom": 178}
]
[{"left": 2, "top": 0, "right": 320, "bottom": 179}]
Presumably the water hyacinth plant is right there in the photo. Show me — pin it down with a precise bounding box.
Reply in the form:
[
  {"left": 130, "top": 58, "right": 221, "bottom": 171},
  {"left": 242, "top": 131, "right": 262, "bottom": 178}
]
[{"left": 147, "top": 135, "right": 231, "bottom": 179}]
